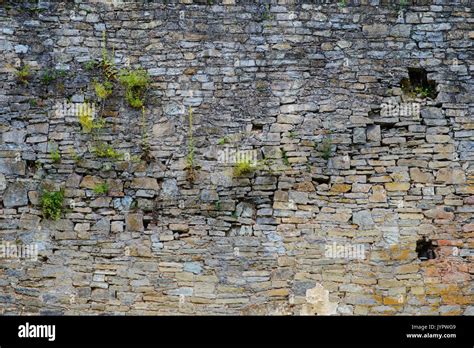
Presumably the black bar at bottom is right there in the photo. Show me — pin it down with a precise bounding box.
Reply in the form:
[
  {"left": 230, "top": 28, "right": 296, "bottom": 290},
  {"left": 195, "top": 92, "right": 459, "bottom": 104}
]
[{"left": 0, "top": 316, "right": 471, "bottom": 346}]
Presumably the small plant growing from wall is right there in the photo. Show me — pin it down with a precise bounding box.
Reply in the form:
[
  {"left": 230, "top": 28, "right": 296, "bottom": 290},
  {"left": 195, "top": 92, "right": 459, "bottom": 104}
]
[
  {"left": 83, "top": 60, "right": 97, "bottom": 71},
  {"left": 400, "top": 67, "right": 437, "bottom": 99},
  {"left": 233, "top": 160, "right": 257, "bottom": 177},
  {"left": 260, "top": 3, "right": 273, "bottom": 20},
  {"left": 281, "top": 149, "right": 290, "bottom": 166},
  {"left": 49, "top": 143, "right": 61, "bottom": 163},
  {"left": 288, "top": 130, "right": 298, "bottom": 139},
  {"left": 15, "top": 64, "right": 31, "bottom": 85},
  {"left": 186, "top": 106, "right": 196, "bottom": 182},
  {"left": 255, "top": 80, "right": 267, "bottom": 92},
  {"left": 338, "top": 0, "right": 347, "bottom": 8},
  {"left": 258, "top": 158, "right": 275, "bottom": 175},
  {"left": 317, "top": 134, "right": 333, "bottom": 160},
  {"left": 140, "top": 106, "right": 153, "bottom": 161},
  {"left": 100, "top": 31, "right": 118, "bottom": 80},
  {"left": 40, "top": 188, "right": 65, "bottom": 221},
  {"left": 39, "top": 69, "right": 54, "bottom": 85},
  {"left": 413, "top": 86, "right": 436, "bottom": 98},
  {"left": 35, "top": 160, "right": 43, "bottom": 171},
  {"left": 40, "top": 68, "right": 66, "bottom": 85},
  {"left": 399, "top": 0, "right": 408, "bottom": 9},
  {"left": 118, "top": 69, "right": 149, "bottom": 108},
  {"left": 78, "top": 102, "right": 103, "bottom": 133},
  {"left": 94, "top": 80, "right": 113, "bottom": 100},
  {"left": 217, "top": 136, "right": 229, "bottom": 145},
  {"left": 93, "top": 182, "right": 109, "bottom": 195},
  {"left": 88, "top": 32, "right": 118, "bottom": 102},
  {"left": 92, "top": 142, "right": 123, "bottom": 160},
  {"left": 70, "top": 149, "right": 82, "bottom": 163},
  {"left": 78, "top": 105, "right": 94, "bottom": 133}
]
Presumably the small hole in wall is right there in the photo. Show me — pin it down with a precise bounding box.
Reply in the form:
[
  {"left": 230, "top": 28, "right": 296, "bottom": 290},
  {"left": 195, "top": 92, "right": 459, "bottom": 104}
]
[
  {"left": 313, "top": 175, "right": 330, "bottom": 184},
  {"left": 26, "top": 160, "right": 36, "bottom": 174},
  {"left": 252, "top": 123, "right": 264, "bottom": 132},
  {"left": 400, "top": 67, "right": 438, "bottom": 99},
  {"left": 416, "top": 237, "right": 436, "bottom": 261},
  {"left": 143, "top": 219, "right": 151, "bottom": 230}
]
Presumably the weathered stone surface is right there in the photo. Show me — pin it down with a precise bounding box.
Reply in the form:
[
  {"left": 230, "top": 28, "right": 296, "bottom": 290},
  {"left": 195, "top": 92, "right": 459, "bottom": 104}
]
[
  {"left": 161, "top": 179, "right": 178, "bottom": 197},
  {"left": 184, "top": 262, "right": 202, "bottom": 275},
  {"left": 3, "top": 182, "right": 28, "bottom": 208},
  {"left": 152, "top": 121, "right": 175, "bottom": 137},
  {"left": 200, "top": 189, "right": 219, "bottom": 202},
  {"left": 353, "top": 128, "right": 366, "bottom": 144},
  {"left": 370, "top": 185, "right": 387, "bottom": 203},
  {"left": 426, "top": 135, "right": 451, "bottom": 143},
  {"left": 0, "top": 2, "right": 471, "bottom": 317},
  {"left": 49, "top": 219, "right": 74, "bottom": 231},
  {"left": 0, "top": 158, "right": 26, "bottom": 175},
  {"left": 93, "top": 217, "right": 110, "bottom": 234},
  {"left": 363, "top": 24, "right": 388, "bottom": 37},
  {"left": 294, "top": 181, "right": 315, "bottom": 192},
  {"left": 316, "top": 212, "right": 352, "bottom": 223},
  {"left": 424, "top": 207, "right": 454, "bottom": 220},
  {"left": 385, "top": 182, "right": 410, "bottom": 191},
  {"left": 462, "top": 224, "right": 474, "bottom": 233},
  {"left": 410, "top": 168, "right": 434, "bottom": 183},
  {"left": 169, "top": 223, "right": 189, "bottom": 232},
  {"left": 0, "top": 173, "right": 6, "bottom": 191},
  {"left": 367, "top": 125, "right": 381, "bottom": 142},
  {"left": 126, "top": 213, "right": 144, "bottom": 232},
  {"left": 436, "top": 168, "right": 466, "bottom": 184},
  {"left": 330, "top": 184, "right": 352, "bottom": 193},
  {"left": 74, "top": 223, "right": 90, "bottom": 232},
  {"left": 163, "top": 102, "right": 184, "bottom": 116},
  {"left": 235, "top": 202, "right": 256, "bottom": 218},
  {"left": 2, "top": 129, "right": 27, "bottom": 143},
  {"left": 301, "top": 284, "right": 338, "bottom": 315},
  {"left": 352, "top": 210, "right": 375, "bottom": 228},
  {"left": 111, "top": 221, "right": 123, "bottom": 233},
  {"left": 130, "top": 177, "right": 160, "bottom": 190},
  {"left": 90, "top": 197, "right": 111, "bottom": 208},
  {"left": 66, "top": 173, "right": 82, "bottom": 188},
  {"left": 330, "top": 156, "right": 351, "bottom": 170},
  {"left": 80, "top": 176, "right": 103, "bottom": 189},
  {"left": 390, "top": 24, "right": 411, "bottom": 38}
]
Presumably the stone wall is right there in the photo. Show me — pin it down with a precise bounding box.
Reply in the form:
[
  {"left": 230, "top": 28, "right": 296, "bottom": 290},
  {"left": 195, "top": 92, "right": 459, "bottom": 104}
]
[{"left": 0, "top": 0, "right": 473, "bottom": 315}]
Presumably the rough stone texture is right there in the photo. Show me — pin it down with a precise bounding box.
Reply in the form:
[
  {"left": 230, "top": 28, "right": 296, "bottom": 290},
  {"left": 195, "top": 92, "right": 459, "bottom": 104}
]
[
  {"left": 0, "top": 1, "right": 472, "bottom": 316},
  {"left": 301, "top": 284, "right": 338, "bottom": 316},
  {"left": 3, "top": 182, "right": 28, "bottom": 208}
]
